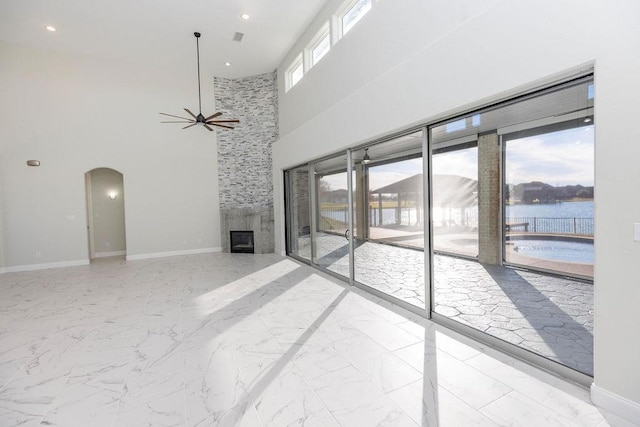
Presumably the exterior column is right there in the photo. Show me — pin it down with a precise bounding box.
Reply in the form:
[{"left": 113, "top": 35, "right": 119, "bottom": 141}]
[{"left": 478, "top": 132, "right": 501, "bottom": 265}]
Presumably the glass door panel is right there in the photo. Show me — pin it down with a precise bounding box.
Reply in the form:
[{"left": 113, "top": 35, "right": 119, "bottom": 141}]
[
  {"left": 312, "top": 156, "right": 351, "bottom": 279},
  {"left": 430, "top": 77, "right": 595, "bottom": 376},
  {"left": 432, "top": 144, "right": 479, "bottom": 258},
  {"left": 351, "top": 131, "right": 426, "bottom": 309},
  {"left": 284, "top": 166, "right": 312, "bottom": 261},
  {"left": 503, "top": 123, "right": 594, "bottom": 279}
]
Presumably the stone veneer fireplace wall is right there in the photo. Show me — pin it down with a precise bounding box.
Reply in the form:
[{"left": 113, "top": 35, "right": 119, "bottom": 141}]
[{"left": 214, "top": 72, "right": 278, "bottom": 254}]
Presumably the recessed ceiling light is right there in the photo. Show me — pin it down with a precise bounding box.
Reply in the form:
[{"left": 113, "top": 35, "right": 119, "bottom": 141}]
[
  {"left": 241, "top": 13, "right": 250, "bottom": 20},
  {"left": 224, "top": 62, "right": 231, "bottom": 67},
  {"left": 45, "top": 25, "right": 56, "bottom": 32}
]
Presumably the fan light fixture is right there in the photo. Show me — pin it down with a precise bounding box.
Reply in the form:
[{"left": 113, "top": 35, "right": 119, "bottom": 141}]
[
  {"left": 362, "top": 148, "right": 371, "bottom": 164},
  {"left": 160, "top": 32, "right": 239, "bottom": 132}
]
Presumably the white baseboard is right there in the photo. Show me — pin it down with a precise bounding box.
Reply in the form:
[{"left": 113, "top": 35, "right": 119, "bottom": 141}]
[
  {"left": 126, "top": 247, "right": 221, "bottom": 261},
  {"left": 3, "top": 259, "right": 90, "bottom": 273},
  {"left": 591, "top": 383, "right": 640, "bottom": 424},
  {"left": 95, "top": 251, "right": 126, "bottom": 258}
]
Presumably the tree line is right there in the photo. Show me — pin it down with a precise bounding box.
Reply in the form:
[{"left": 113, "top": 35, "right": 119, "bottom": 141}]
[{"left": 507, "top": 182, "right": 593, "bottom": 204}]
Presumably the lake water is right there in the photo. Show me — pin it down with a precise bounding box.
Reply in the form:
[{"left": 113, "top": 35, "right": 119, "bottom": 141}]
[
  {"left": 324, "top": 201, "right": 594, "bottom": 231},
  {"left": 506, "top": 200, "right": 593, "bottom": 218}
]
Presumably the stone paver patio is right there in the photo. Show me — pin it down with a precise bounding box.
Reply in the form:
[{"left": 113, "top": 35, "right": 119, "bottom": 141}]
[{"left": 292, "top": 232, "right": 593, "bottom": 376}]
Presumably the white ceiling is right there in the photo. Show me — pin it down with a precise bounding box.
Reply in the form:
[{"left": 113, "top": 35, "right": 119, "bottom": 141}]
[{"left": 0, "top": 0, "right": 329, "bottom": 78}]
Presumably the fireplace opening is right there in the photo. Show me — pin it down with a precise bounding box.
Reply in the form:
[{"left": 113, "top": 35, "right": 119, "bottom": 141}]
[{"left": 230, "top": 231, "right": 254, "bottom": 254}]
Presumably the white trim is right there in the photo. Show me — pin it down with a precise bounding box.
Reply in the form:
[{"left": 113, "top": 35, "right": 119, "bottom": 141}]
[
  {"left": 285, "top": 54, "right": 304, "bottom": 92},
  {"left": 338, "top": 0, "right": 372, "bottom": 39},
  {"left": 498, "top": 107, "right": 594, "bottom": 136},
  {"left": 3, "top": 259, "right": 90, "bottom": 273},
  {"left": 95, "top": 251, "right": 126, "bottom": 258},
  {"left": 85, "top": 172, "right": 95, "bottom": 259},
  {"left": 432, "top": 133, "right": 478, "bottom": 150},
  {"left": 308, "top": 22, "right": 331, "bottom": 68},
  {"left": 126, "top": 247, "right": 221, "bottom": 261},
  {"left": 591, "top": 384, "right": 640, "bottom": 424},
  {"left": 422, "top": 126, "right": 433, "bottom": 320}
]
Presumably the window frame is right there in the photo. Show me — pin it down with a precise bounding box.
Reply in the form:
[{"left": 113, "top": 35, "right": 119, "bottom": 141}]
[
  {"left": 285, "top": 54, "right": 304, "bottom": 92},
  {"left": 308, "top": 23, "right": 332, "bottom": 68},
  {"left": 338, "top": 0, "right": 373, "bottom": 39}
]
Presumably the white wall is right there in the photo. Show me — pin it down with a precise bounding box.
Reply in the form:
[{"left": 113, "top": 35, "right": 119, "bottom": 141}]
[
  {"left": 0, "top": 41, "right": 222, "bottom": 269},
  {"left": 89, "top": 168, "right": 126, "bottom": 256},
  {"left": 0, "top": 171, "right": 5, "bottom": 271},
  {"left": 273, "top": 0, "right": 640, "bottom": 417}
]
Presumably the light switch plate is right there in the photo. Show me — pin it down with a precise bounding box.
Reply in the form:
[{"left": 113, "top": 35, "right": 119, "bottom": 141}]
[{"left": 634, "top": 223, "right": 640, "bottom": 242}]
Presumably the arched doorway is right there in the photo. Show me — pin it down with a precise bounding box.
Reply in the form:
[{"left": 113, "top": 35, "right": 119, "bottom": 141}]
[{"left": 85, "top": 168, "right": 127, "bottom": 260}]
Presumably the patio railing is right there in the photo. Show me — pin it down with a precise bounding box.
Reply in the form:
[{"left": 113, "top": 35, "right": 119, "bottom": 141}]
[
  {"left": 321, "top": 207, "right": 594, "bottom": 236},
  {"left": 505, "top": 217, "right": 593, "bottom": 236}
]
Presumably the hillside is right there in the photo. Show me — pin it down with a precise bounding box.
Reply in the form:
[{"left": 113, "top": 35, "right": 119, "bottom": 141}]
[{"left": 508, "top": 181, "right": 593, "bottom": 204}]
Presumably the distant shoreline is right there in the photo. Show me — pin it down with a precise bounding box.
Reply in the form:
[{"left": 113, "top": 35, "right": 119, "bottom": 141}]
[{"left": 507, "top": 197, "right": 593, "bottom": 206}]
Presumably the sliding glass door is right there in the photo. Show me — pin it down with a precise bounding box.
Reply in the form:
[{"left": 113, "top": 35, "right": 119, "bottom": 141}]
[
  {"left": 284, "top": 74, "right": 595, "bottom": 379},
  {"left": 285, "top": 131, "right": 428, "bottom": 310}
]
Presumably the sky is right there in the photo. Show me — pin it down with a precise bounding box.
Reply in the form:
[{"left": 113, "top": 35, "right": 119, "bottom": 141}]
[
  {"left": 505, "top": 126, "right": 594, "bottom": 186},
  {"left": 320, "top": 125, "right": 594, "bottom": 191}
]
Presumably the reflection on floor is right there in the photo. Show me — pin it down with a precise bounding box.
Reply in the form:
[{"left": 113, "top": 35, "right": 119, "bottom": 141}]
[
  {"left": 0, "top": 254, "right": 620, "bottom": 426},
  {"left": 295, "top": 233, "right": 593, "bottom": 375}
]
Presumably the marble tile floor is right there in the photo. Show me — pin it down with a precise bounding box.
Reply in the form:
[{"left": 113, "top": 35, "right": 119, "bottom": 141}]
[
  {"left": 0, "top": 253, "right": 630, "bottom": 427},
  {"left": 295, "top": 233, "right": 594, "bottom": 375}
]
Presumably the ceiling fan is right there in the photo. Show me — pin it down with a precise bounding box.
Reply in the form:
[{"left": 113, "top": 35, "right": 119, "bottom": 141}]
[{"left": 160, "top": 32, "right": 239, "bottom": 132}]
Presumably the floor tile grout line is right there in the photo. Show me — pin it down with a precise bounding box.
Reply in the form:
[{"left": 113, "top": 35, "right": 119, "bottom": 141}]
[
  {"left": 475, "top": 388, "right": 584, "bottom": 426},
  {"left": 109, "top": 268, "right": 156, "bottom": 427},
  {"left": 294, "top": 325, "right": 422, "bottom": 424},
  {"left": 289, "top": 356, "right": 344, "bottom": 426},
  {"left": 385, "top": 377, "right": 441, "bottom": 426},
  {"left": 465, "top": 351, "right": 603, "bottom": 421},
  {"left": 179, "top": 264, "right": 189, "bottom": 427},
  {"left": 228, "top": 335, "right": 267, "bottom": 427},
  {"left": 248, "top": 288, "right": 351, "bottom": 426}
]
